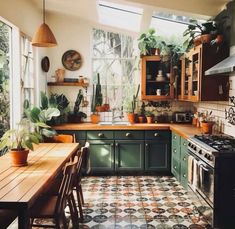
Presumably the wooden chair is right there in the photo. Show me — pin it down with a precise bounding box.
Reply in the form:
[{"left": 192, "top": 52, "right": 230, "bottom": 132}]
[
  {"left": 30, "top": 156, "right": 79, "bottom": 229},
  {"left": 0, "top": 209, "right": 17, "bottom": 228},
  {"left": 73, "top": 142, "right": 90, "bottom": 220},
  {"left": 52, "top": 134, "right": 75, "bottom": 143}
]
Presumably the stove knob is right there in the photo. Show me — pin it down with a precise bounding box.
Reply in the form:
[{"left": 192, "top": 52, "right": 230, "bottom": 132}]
[
  {"left": 208, "top": 155, "right": 213, "bottom": 161},
  {"left": 193, "top": 146, "right": 197, "bottom": 151},
  {"left": 198, "top": 150, "right": 202, "bottom": 155},
  {"left": 205, "top": 153, "right": 209, "bottom": 159}
]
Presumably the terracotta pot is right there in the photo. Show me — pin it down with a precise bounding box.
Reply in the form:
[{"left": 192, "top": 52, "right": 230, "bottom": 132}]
[
  {"left": 102, "top": 104, "right": 110, "bottom": 112},
  {"left": 194, "top": 37, "right": 202, "bottom": 47},
  {"left": 201, "top": 34, "right": 212, "bottom": 44},
  {"left": 127, "top": 113, "right": 136, "bottom": 124},
  {"left": 96, "top": 106, "right": 104, "bottom": 112},
  {"left": 146, "top": 116, "right": 154, "bottom": 124},
  {"left": 10, "top": 149, "right": 29, "bottom": 167},
  {"left": 90, "top": 114, "right": 100, "bottom": 124},
  {"left": 201, "top": 121, "right": 214, "bottom": 134},
  {"left": 138, "top": 116, "right": 145, "bottom": 123}
]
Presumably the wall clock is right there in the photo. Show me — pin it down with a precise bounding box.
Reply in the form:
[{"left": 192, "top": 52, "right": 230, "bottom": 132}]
[{"left": 62, "top": 50, "right": 82, "bottom": 71}]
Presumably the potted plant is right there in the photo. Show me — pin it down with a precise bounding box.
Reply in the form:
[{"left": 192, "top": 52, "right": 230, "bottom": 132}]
[
  {"left": 138, "top": 28, "right": 165, "bottom": 56},
  {"left": 0, "top": 119, "right": 41, "bottom": 166},
  {"left": 68, "top": 89, "right": 87, "bottom": 123},
  {"left": 200, "top": 111, "right": 215, "bottom": 134},
  {"left": 90, "top": 82, "right": 101, "bottom": 124},
  {"left": 138, "top": 102, "right": 146, "bottom": 123},
  {"left": 125, "top": 84, "right": 140, "bottom": 124},
  {"left": 145, "top": 111, "right": 155, "bottom": 124}
]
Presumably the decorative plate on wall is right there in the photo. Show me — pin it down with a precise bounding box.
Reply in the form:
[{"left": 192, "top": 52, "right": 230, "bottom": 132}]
[{"left": 62, "top": 50, "right": 82, "bottom": 71}]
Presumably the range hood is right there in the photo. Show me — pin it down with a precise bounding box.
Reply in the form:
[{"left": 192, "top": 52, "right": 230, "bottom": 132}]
[{"left": 205, "top": 54, "right": 235, "bottom": 75}]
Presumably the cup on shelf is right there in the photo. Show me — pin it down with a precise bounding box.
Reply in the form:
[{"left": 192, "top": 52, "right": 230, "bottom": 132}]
[
  {"left": 194, "top": 90, "right": 198, "bottom": 96},
  {"left": 156, "top": 89, "right": 161, "bottom": 95}
]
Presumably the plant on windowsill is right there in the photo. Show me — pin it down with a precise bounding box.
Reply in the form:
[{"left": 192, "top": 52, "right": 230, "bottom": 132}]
[
  {"left": 68, "top": 89, "right": 87, "bottom": 123},
  {"left": 0, "top": 118, "right": 41, "bottom": 167},
  {"left": 138, "top": 28, "right": 165, "bottom": 56},
  {"left": 145, "top": 111, "right": 155, "bottom": 124},
  {"left": 138, "top": 102, "right": 146, "bottom": 123}
]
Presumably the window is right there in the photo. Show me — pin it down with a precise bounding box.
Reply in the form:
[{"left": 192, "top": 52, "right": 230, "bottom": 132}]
[
  {"left": 0, "top": 20, "right": 11, "bottom": 139},
  {"left": 92, "top": 28, "right": 139, "bottom": 113},
  {"left": 21, "top": 34, "right": 35, "bottom": 106},
  {"left": 98, "top": 1, "right": 143, "bottom": 32}
]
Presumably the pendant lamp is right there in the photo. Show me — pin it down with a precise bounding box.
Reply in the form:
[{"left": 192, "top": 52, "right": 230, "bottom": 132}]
[{"left": 32, "top": 0, "right": 57, "bottom": 47}]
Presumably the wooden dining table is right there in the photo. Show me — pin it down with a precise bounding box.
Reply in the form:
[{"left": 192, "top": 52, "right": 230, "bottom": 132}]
[{"left": 0, "top": 143, "right": 79, "bottom": 229}]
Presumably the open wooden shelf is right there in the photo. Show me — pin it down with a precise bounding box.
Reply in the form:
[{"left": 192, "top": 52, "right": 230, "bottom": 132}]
[{"left": 47, "top": 82, "right": 89, "bottom": 87}]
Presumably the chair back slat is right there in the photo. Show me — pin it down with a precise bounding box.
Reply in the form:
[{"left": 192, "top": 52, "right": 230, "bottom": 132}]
[
  {"left": 56, "top": 156, "right": 78, "bottom": 214},
  {"left": 53, "top": 134, "right": 75, "bottom": 143}
]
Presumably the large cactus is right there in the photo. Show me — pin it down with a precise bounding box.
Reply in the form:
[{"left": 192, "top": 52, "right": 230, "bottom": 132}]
[{"left": 95, "top": 73, "right": 103, "bottom": 106}]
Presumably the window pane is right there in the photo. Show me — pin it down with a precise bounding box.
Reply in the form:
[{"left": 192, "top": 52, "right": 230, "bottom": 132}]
[{"left": 0, "top": 21, "right": 10, "bottom": 140}]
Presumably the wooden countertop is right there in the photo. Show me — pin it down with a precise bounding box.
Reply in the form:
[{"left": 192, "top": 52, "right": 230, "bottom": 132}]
[{"left": 53, "top": 123, "right": 203, "bottom": 139}]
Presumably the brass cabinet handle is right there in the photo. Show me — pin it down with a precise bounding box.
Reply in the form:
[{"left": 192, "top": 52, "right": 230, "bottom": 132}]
[
  {"left": 183, "top": 174, "right": 186, "bottom": 178},
  {"left": 174, "top": 166, "right": 177, "bottom": 169},
  {"left": 183, "top": 157, "right": 186, "bottom": 161},
  {"left": 146, "top": 143, "right": 148, "bottom": 147},
  {"left": 173, "top": 149, "right": 177, "bottom": 153},
  {"left": 126, "top": 133, "right": 131, "bottom": 137},
  {"left": 111, "top": 143, "right": 114, "bottom": 147},
  {"left": 154, "top": 133, "right": 159, "bottom": 137},
  {"left": 183, "top": 142, "right": 187, "bottom": 146},
  {"left": 98, "top": 133, "right": 104, "bottom": 137},
  {"left": 116, "top": 143, "right": 119, "bottom": 147},
  {"left": 174, "top": 136, "right": 177, "bottom": 139}
]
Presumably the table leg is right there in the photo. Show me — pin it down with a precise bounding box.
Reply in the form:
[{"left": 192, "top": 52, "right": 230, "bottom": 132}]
[{"left": 18, "top": 207, "right": 30, "bottom": 229}]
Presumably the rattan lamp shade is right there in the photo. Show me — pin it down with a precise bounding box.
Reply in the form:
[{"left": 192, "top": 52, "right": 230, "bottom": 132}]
[{"left": 32, "top": 23, "right": 57, "bottom": 47}]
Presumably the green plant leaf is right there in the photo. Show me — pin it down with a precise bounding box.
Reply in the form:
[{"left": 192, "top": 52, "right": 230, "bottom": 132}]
[
  {"left": 29, "top": 134, "right": 39, "bottom": 144},
  {"left": 44, "top": 108, "right": 60, "bottom": 121},
  {"left": 24, "top": 140, "right": 34, "bottom": 151},
  {"left": 40, "top": 91, "right": 49, "bottom": 110},
  {"left": 29, "top": 107, "right": 41, "bottom": 123},
  {"left": 41, "top": 128, "right": 57, "bottom": 137},
  {"left": 35, "top": 122, "right": 50, "bottom": 128}
]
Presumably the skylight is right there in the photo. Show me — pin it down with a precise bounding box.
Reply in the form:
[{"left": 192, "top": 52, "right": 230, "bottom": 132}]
[{"left": 98, "top": 1, "right": 143, "bottom": 32}]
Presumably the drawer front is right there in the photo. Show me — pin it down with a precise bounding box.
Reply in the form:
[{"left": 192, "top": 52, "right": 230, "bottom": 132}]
[
  {"left": 181, "top": 137, "right": 188, "bottom": 153},
  {"left": 172, "top": 132, "right": 180, "bottom": 145},
  {"left": 87, "top": 131, "right": 114, "bottom": 140},
  {"left": 114, "top": 130, "right": 144, "bottom": 140},
  {"left": 145, "top": 130, "right": 170, "bottom": 141}
]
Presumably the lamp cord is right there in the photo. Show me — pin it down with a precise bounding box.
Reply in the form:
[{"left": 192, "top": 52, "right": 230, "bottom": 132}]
[{"left": 43, "top": 0, "right": 45, "bottom": 23}]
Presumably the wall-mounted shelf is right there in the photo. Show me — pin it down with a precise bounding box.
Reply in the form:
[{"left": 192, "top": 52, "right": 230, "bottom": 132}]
[{"left": 47, "top": 82, "right": 89, "bottom": 88}]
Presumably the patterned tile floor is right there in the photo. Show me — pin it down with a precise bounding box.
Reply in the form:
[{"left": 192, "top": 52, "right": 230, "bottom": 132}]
[
  {"left": 9, "top": 176, "right": 209, "bottom": 229},
  {"left": 78, "top": 176, "right": 209, "bottom": 229}
]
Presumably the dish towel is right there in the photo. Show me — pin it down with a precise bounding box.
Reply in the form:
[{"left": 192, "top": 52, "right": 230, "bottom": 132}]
[
  {"left": 188, "top": 155, "right": 194, "bottom": 184},
  {"left": 192, "top": 158, "right": 199, "bottom": 192}
]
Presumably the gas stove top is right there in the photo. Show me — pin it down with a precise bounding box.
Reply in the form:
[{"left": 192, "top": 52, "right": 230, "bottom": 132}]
[
  {"left": 188, "top": 134, "right": 235, "bottom": 168},
  {"left": 194, "top": 134, "right": 235, "bottom": 152}
]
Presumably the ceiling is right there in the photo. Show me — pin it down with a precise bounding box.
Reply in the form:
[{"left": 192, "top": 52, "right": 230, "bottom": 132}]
[{"left": 32, "top": 0, "right": 231, "bottom": 25}]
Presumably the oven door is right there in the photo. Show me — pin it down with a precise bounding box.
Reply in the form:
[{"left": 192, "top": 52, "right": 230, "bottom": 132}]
[{"left": 197, "top": 160, "right": 214, "bottom": 206}]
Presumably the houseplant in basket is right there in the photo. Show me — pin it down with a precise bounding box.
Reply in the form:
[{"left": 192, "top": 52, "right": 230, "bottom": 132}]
[{"left": 0, "top": 119, "right": 41, "bottom": 166}]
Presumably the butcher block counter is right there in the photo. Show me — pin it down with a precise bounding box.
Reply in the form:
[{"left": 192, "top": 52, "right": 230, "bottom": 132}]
[{"left": 53, "top": 123, "right": 203, "bottom": 139}]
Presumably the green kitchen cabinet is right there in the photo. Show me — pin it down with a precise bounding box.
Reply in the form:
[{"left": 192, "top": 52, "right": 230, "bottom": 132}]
[
  {"left": 87, "top": 131, "right": 114, "bottom": 173},
  {"left": 114, "top": 130, "right": 144, "bottom": 172},
  {"left": 145, "top": 130, "right": 171, "bottom": 172},
  {"left": 171, "top": 131, "right": 188, "bottom": 189},
  {"left": 115, "top": 140, "right": 144, "bottom": 171},
  {"left": 89, "top": 140, "right": 115, "bottom": 172}
]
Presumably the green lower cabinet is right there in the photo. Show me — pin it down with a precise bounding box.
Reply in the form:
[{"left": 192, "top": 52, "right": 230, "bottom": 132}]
[
  {"left": 115, "top": 140, "right": 144, "bottom": 171},
  {"left": 171, "top": 131, "right": 188, "bottom": 189},
  {"left": 145, "top": 141, "right": 170, "bottom": 171},
  {"left": 89, "top": 140, "right": 115, "bottom": 173}
]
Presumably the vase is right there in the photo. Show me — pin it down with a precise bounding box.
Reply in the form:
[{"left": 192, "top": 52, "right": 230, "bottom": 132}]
[
  {"left": 10, "top": 149, "right": 29, "bottom": 167},
  {"left": 138, "top": 116, "right": 145, "bottom": 123}
]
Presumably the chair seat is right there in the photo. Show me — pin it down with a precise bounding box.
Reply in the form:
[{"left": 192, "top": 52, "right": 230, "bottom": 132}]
[
  {"left": 0, "top": 209, "right": 17, "bottom": 228},
  {"left": 30, "top": 196, "right": 58, "bottom": 218}
]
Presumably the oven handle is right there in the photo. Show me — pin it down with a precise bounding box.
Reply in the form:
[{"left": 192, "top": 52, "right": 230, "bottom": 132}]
[{"left": 198, "top": 161, "right": 209, "bottom": 171}]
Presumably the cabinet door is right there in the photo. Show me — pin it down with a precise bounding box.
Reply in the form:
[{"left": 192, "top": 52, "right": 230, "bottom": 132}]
[
  {"left": 141, "top": 56, "right": 174, "bottom": 100},
  {"left": 145, "top": 141, "right": 170, "bottom": 171},
  {"left": 89, "top": 140, "right": 114, "bottom": 173},
  {"left": 115, "top": 140, "right": 144, "bottom": 171},
  {"left": 180, "top": 54, "right": 191, "bottom": 100}
]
